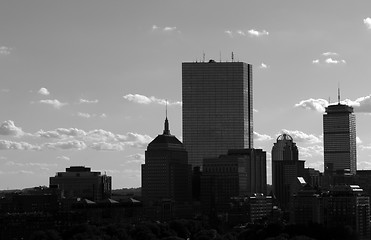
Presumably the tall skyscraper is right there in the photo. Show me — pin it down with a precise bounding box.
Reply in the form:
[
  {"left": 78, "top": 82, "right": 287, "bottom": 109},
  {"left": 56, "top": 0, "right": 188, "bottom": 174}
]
[
  {"left": 182, "top": 60, "right": 253, "bottom": 168},
  {"left": 323, "top": 103, "right": 357, "bottom": 175},
  {"left": 142, "top": 117, "right": 192, "bottom": 218},
  {"left": 271, "top": 134, "right": 305, "bottom": 211}
]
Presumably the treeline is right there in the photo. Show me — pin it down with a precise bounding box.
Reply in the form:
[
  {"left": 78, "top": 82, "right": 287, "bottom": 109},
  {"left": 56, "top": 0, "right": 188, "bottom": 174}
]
[{"left": 27, "top": 219, "right": 360, "bottom": 240}]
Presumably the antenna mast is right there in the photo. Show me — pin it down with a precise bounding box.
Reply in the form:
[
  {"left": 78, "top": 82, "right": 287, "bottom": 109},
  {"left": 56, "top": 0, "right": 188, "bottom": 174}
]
[
  {"left": 231, "top": 52, "right": 234, "bottom": 62},
  {"left": 338, "top": 83, "right": 341, "bottom": 104}
]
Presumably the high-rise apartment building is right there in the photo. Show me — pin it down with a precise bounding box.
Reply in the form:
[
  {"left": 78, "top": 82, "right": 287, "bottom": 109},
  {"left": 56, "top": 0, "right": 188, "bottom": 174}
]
[
  {"left": 271, "top": 134, "right": 305, "bottom": 211},
  {"left": 182, "top": 60, "right": 253, "bottom": 168},
  {"left": 323, "top": 103, "right": 357, "bottom": 175}
]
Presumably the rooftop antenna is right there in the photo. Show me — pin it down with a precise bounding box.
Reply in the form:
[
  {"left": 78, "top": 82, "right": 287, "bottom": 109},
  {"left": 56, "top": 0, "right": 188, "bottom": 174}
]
[
  {"left": 231, "top": 52, "right": 234, "bottom": 62},
  {"left": 203, "top": 52, "right": 205, "bottom": 62},
  {"left": 338, "top": 83, "right": 341, "bottom": 104},
  {"left": 219, "top": 51, "right": 221, "bottom": 62},
  {"left": 163, "top": 100, "right": 170, "bottom": 135},
  {"left": 165, "top": 99, "right": 168, "bottom": 119}
]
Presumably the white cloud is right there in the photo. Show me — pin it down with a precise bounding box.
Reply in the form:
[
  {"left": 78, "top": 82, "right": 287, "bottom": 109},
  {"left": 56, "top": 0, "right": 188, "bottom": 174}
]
[
  {"left": 325, "top": 58, "right": 346, "bottom": 64},
  {"left": 364, "top": 17, "right": 371, "bottom": 29},
  {"left": 79, "top": 98, "right": 98, "bottom": 104},
  {"left": 357, "top": 137, "right": 362, "bottom": 144},
  {"left": 0, "top": 46, "right": 12, "bottom": 56},
  {"left": 0, "top": 140, "right": 41, "bottom": 150},
  {"left": 118, "top": 132, "right": 153, "bottom": 149},
  {"left": 0, "top": 120, "right": 24, "bottom": 137},
  {"left": 43, "top": 140, "right": 87, "bottom": 150},
  {"left": 248, "top": 29, "right": 269, "bottom": 37},
  {"left": 77, "top": 112, "right": 91, "bottom": 118},
  {"left": 89, "top": 142, "right": 125, "bottom": 151},
  {"left": 259, "top": 63, "right": 269, "bottom": 69},
  {"left": 295, "top": 98, "right": 328, "bottom": 113},
  {"left": 100, "top": 113, "right": 107, "bottom": 118},
  {"left": 37, "top": 128, "right": 87, "bottom": 139},
  {"left": 280, "top": 129, "right": 322, "bottom": 144},
  {"left": 225, "top": 30, "right": 233, "bottom": 37},
  {"left": 152, "top": 25, "right": 179, "bottom": 33},
  {"left": 56, "top": 155, "right": 70, "bottom": 161},
  {"left": 38, "top": 87, "right": 50, "bottom": 96},
  {"left": 312, "top": 52, "right": 346, "bottom": 65},
  {"left": 39, "top": 99, "right": 67, "bottom": 109},
  {"left": 298, "top": 145, "right": 324, "bottom": 159},
  {"left": 254, "top": 131, "right": 273, "bottom": 141},
  {"left": 322, "top": 52, "right": 338, "bottom": 56},
  {"left": 123, "top": 94, "right": 182, "bottom": 106},
  {"left": 296, "top": 95, "right": 371, "bottom": 113}
]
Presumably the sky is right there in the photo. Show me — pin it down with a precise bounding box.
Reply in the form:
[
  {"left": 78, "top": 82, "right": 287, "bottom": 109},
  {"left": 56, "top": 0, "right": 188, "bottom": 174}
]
[{"left": 1, "top": 0, "right": 371, "bottom": 189}]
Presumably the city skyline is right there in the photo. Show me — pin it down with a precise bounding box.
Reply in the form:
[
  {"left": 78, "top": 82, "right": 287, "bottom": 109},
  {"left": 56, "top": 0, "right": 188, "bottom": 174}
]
[{"left": 1, "top": 1, "right": 371, "bottom": 189}]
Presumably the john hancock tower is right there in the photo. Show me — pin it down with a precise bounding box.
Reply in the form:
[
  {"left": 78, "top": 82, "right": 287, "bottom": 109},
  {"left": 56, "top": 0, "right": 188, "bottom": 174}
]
[{"left": 182, "top": 60, "right": 253, "bottom": 168}]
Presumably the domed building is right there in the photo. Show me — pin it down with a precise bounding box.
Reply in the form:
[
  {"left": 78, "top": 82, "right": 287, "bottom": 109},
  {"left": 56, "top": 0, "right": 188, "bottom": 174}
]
[
  {"left": 271, "top": 133, "right": 305, "bottom": 211},
  {"left": 141, "top": 117, "right": 192, "bottom": 220}
]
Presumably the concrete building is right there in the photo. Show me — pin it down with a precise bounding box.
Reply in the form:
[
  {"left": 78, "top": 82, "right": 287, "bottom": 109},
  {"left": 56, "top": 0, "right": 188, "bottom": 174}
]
[
  {"left": 271, "top": 134, "right": 305, "bottom": 211},
  {"left": 323, "top": 103, "right": 357, "bottom": 175},
  {"left": 182, "top": 61, "right": 253, "bottom": 168},
  {"left": 49, "top": 166, "right": 111, "bottom": 202},
  {"left": 142, "top": 117, "right": 192, "bottom": 219},
  {"left": 200, "top": 148, "right": 266, "bottom": 213}
]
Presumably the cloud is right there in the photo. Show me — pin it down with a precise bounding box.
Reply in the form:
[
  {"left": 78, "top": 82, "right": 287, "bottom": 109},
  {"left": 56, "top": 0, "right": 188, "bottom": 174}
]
[
  {"left": 254, "top": 131, "right": 273, "bottom": 141},
  {"left": 39, "top": 99, "right": 67, "bottom": 109},
  {"left": 0, "top": 120, "right": 24, "bottom": 137},
  {"left": 79, "top": 98, "right": 98, "bottom": 104},
  {"left": 0, "top": 140, "right": 41, "bottom": 150},
  {"left": 357, "top": 137, "right": 362, "bottom": 144},
  {"left": 298, "top": 145, "right": 324, "bottom": 159},
  {"left": 152, "top": 25, "right": 180, "bottom": 33},
  {"left": 56, "top": 155, "right": 70, "bottom": 161},
  {"left": 364, "top": 17, "right": 371, "bottom": 29},
  {"left": 38, "top": 87, "right": 50, "bottom": 96},
  {"left": 296, "top": 95, "right": 371, "bottom": 113},
  {"left": 0, "top": 46, "right": 12, "bottom": 56},
  {"left": 1, "top": 89, "right": 10, "bottom": 93},
  {"left": 123, "top": 94, "right": 182, "bottom": 106},
  {"left": 118, "top": 132, "right": 153, "bottom": 149},
  {"left": 248, "top": 29, "right": 269, "bottom": 36},
  {"left": 77, "top": 112, "right": 91, "bottom": 118},
  {"left": 225, "top": 29, "right": 269, "bottom": 38},
  {"left": 259, "top": 63, "right": 269, "bottom": 69},
  {"left": 43, "top": 140, "right": 87, "bottom": 150},
  {"left": 325, "top": 58, "right": 346, "bottom": 64},
  {"left": 37, "top": 128, "right": 87, "bottom": 139},
  {"left": 312, "top": 52, "right": 346, "bottom": 65},
  {"left": 295, "top": 98, "right": 328, "bottom": 113},
  {"left": 322, "top": 52, "right": 338, "bottom": 56},
  {"left": 280, "top": 129, "right": 322, "bottom": 144},
  {"left": 225, "top": 30, "right": 233, "bottom": 37},
  {"left": 89, "top": 142, "right": 125, "bottom": 151}
]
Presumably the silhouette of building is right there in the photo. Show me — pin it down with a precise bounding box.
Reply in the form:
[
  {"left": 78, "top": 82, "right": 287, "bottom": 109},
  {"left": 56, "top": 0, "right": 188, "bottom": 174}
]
[
  {"left": 142, "top": 117, "right": 192, "bottom": 220},
  {"left": 323, "top": 103, "right": 357, "bottom": 175},
  {"left": 200, "top": 148, "right": 266, "bottom": 213},
  {"left": 49, "top": 166, "right": 111, "bottom": 202},
  {"left": 182, "top": 61, "right": 253, "bottom": 168},
  {"left": 271, "top": 134, "right": 305, "bottom": 211},
  {"left": 325, "top": 185, "right": 370, "bottom": 240}
]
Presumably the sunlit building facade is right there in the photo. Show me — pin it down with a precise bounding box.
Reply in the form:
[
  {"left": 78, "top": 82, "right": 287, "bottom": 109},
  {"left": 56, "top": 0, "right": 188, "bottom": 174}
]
[{"left": 323, "top": 103, "right": 357, "bottom": 175}]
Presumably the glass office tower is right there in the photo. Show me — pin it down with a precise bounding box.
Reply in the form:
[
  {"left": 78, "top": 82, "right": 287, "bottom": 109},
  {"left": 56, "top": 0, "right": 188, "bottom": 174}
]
[{"left": 182, "top": 60, "right": 253, "bottom": 168}]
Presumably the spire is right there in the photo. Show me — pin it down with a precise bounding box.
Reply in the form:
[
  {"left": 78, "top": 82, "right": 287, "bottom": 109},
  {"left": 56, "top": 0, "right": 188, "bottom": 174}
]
[
  {"left": 338, "top": 83, "right": 341, "bottom": 104},
  {"left": 163, "top": 100, "right": 170, "bottom": 135}
]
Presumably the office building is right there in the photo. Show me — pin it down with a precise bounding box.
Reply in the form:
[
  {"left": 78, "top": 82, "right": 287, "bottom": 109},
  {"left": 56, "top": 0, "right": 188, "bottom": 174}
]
[
  {"left": 325, "top": 185, "right": 370, "bottom": 240},
  {"left": 323, "top": 103, "right": 357, "bottom": 175},
  {"left": 182, "top": 61, "right": 253, "bottom": 168},
  {"left": 271, "top": 134, "right": 305, "bottom": 211},
  {"left": 142, "top": 117, "right": 192, "bottom": 219},
  {"left": 49, "top": 166, "right": 111, "bottom": 202},
  {"left": 200, "top": 148, "right": 266, "bottom": 213}
]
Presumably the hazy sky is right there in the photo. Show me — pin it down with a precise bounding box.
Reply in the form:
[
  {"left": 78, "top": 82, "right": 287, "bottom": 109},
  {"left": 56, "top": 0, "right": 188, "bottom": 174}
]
[{"left": 1, "top": 0, "right": 371, "bottom": 189}]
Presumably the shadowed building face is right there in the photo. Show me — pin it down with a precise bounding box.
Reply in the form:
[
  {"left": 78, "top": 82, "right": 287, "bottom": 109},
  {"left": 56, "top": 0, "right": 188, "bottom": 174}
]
[{"left": 182, "top": 61, "right": 253, "bottom": 168}]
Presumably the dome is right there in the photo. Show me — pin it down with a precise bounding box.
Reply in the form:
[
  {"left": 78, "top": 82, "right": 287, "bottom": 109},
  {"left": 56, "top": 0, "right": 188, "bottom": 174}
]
[{"left": 276, "top": 133, "right": 293, "bottom": 141}]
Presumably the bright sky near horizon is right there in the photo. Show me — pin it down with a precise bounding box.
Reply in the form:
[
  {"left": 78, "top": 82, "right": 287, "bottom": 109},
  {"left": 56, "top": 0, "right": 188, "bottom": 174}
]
[{"left": 1, "top": 0, "right": 371, "bottom": 189}]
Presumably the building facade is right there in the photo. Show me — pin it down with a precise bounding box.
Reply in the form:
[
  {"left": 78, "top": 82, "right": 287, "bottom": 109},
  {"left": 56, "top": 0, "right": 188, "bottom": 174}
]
[
  {"left": 271, "top": 134, "right": 305, "bottom": 211},
  {"left": 142, "top": 117, "right": 192, "bottom": 219},
  {"left": 200, "top": 148, "right": 266, "bottom": 213},
  {"left": 182, "top": 61, "right": 253, "bottom": 168},
  {"left": 323, "top": 103, "right": 357, "bottom": 175},
  {"left": 49, "top": 166, "right": 111, "bottom": 202}
]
